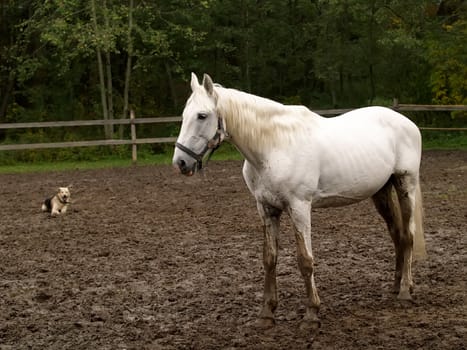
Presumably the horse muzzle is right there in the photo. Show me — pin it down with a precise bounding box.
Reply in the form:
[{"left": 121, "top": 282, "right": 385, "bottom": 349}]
[{"left": 173, "top": 156, "right": 197, "bottom": 176}]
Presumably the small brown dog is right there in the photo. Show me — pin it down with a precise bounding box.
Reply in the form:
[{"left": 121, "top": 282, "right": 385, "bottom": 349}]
[{"left": 41, "top": 186, "right": 71, "bottom": 216}]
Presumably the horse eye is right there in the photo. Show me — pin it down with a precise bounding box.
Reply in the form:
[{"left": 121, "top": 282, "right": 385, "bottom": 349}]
[{"left": 197, "top": 113, "right": 208, "bottom": 120}]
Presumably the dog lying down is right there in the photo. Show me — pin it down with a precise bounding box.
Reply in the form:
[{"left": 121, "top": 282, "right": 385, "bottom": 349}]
[{"left": 42, "top": 186, "right": 71, "bottom": 216}]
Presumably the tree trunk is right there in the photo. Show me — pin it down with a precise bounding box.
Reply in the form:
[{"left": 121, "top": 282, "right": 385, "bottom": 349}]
[
  {"left": 368, "top": 1, "right": 376, "bottom": 104},
  {"left": 105, "top": 51, "right": 114, "bottom": 136},
  {"left": 103, "top": 0, "right": 114, "bottom": 136},
  {"left": 96, "top": 51, "right": 110, "bottom": 138},
  {"left": 164, "top": 61, "right": 178, "bottom": 109},
  {"left": 243, "top": 1, "right": 251, "bottom": 92},
  {"left": 0, "top": 74, "right": 14, "bottom": 121},
  {"left": 369, "top": 63, "right": 375, "bottom": 103},
  {"left": 121, "top": 0, "right": 134, "bottom": 138},
  {"left": 91, "top": 0, "right": 111, "bottom": 139}
]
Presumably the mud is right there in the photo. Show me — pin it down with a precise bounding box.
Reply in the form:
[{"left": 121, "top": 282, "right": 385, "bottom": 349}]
[{"left": 0, "top": 150, "right": 466, "bottom": 349}]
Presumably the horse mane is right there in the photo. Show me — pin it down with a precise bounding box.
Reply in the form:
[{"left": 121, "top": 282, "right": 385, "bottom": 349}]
[{"left": 215, "top": 87, "right": 320, "bottom": 150}]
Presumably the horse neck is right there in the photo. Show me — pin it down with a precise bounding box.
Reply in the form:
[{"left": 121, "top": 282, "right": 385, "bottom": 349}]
[{"left": 216, "top": 87, "right": 319, "bottom": 162}]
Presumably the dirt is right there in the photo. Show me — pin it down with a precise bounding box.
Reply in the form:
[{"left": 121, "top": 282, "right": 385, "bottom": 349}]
[{"left": 0, "top": 150, "right": 466, "bottom": 350}]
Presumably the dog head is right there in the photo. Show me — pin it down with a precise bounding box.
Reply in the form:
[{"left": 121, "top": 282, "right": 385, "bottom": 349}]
[{"left": 57, "top": 186, "right": 71, "bottom": 204}]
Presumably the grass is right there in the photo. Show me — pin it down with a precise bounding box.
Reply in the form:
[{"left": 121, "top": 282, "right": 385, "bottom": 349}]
[
  {"left": 0, "top": 144, "right": 243, "bottom": 174},
  {"left": 421, "top": 132, "right": 467, "bottom": 150},
  {"left": 0, "top": 136, "right": 465, "bottom": 174},
  {"left": 0, "top": 155, "right": 164, "bottom": 174}
]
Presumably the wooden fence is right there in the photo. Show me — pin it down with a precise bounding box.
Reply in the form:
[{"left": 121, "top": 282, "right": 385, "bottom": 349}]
[
  {"left": 0, "top": 103, "right": 466, "bottom": 163},
  {"left": 0, "top": 111, "right": 180, "bottom": 163}
]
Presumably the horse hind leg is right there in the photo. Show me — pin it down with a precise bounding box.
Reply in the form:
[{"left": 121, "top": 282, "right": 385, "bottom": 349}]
[
  {"left": 371, "top": 177, "right": 404, "bottom": 294},
  {"left": 392, "top": 173, "right": 425, "bottom": 300}
]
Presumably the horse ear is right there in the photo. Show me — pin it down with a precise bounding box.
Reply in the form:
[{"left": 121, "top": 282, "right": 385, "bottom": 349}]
[
  {"left": 190, "top": 72, "right": 200, "bottom": 91},
  {"left": 202, "top": 74, "right": 214, "bottom": 96}
]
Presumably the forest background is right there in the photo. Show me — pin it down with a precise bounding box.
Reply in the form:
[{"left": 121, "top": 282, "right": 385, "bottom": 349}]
[{"left": 0, "top": 0, "right": 466, "bottom": 163}]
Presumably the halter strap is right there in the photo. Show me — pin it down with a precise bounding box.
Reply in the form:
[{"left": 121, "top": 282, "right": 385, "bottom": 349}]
[{"left": 175, "top": 117, "right": 226, "bottom": 171}]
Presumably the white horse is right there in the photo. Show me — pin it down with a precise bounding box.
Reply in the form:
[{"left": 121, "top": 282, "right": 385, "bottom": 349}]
[{"left": 173, "top": 73, "right": 426, "bottom": 329}]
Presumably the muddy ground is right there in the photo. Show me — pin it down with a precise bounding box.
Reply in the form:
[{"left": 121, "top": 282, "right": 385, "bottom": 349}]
[{"left": 0, "top": 150, "right": 466, "bottom": 350}]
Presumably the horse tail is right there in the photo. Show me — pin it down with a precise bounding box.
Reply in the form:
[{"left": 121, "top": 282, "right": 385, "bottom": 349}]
[
  {"left": 388, "top": 178, "right": 426, "bottom": 261},
  {"left": 412, "top": 182, "right": 427, "bottom": 261}
]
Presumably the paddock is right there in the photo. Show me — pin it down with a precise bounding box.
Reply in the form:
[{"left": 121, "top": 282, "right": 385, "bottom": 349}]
[{"left": 0, "top": 150, "right": 465, "bottom": 349}]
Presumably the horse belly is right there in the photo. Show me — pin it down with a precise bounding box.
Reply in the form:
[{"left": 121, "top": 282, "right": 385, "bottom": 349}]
[
  {"left": 312, "top": 183, "right": 384, "bottom": 208},
  {"left": 312, "top": 150, "right": 394, "bottom": 208}
]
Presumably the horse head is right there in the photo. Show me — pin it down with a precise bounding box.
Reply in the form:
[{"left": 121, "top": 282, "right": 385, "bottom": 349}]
[{"left": 173, "top": 73, "right": 226, "bottom": 176}]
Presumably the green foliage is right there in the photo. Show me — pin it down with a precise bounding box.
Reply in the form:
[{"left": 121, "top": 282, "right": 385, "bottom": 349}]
[
  {"left": 428, "top": 19, "right": 467, "bottom": 106},
  {"left": 425, "top": 1, "right": 467, "bottom": 126}
]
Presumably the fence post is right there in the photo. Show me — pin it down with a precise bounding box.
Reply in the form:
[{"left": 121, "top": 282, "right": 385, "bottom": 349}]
[
  {"left": 130, "top": 110, "right": 137, "bottom": 164},
  {"left": 392, "top": 98, "right": 399, "bottom": 110}
]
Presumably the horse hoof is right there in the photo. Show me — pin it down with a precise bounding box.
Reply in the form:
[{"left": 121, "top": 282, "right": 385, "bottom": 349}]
[
  {"left": 256, "top": 317, "right": 275, "bottom": 329},
  {"left": 300, "top": 318, "right": 321, "bottom": 330},
  {"left": 397, "top": 290, "right": 412, "bottom": 301}
]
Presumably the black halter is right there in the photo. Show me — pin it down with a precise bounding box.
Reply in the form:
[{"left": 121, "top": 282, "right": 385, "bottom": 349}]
[{"left": 175, "top": 117, "right": 226, "bottom": 171}]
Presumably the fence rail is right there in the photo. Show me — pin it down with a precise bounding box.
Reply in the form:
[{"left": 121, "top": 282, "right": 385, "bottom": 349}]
[
  {"left": 0, "top": 104, "right": 465, "bottom": 162},
  {"left": 0, "top": 116, "right": 182, "bottom": 130}
]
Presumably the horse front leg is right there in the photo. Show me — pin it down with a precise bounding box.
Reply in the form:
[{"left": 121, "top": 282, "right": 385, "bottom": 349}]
[
  {"left": 257, "top": 202, "right": 282, "bottom": 328},
  {"left": 288, "top": 199, "right": 321, "bottom": 329}
]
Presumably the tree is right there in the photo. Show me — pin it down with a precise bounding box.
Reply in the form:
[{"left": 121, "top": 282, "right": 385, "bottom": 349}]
[
  {"left": 309, "top": 0, "right": 433, "bottom": 107},
  {"left": 428, "top": 0, "right": 467, "bottom": 106},
  {"left": 91, "top": 0, "right": 112, "bottom": 138},
  {"left": 0, "top": 0, "right": 41, "bottom": 122},
  {"left": 121, "top": 0, "right": 134, "bottom": 138}
]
